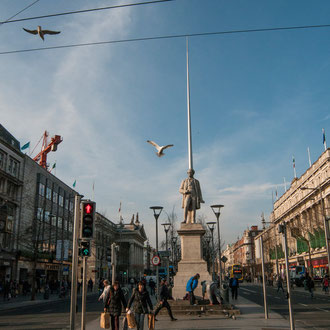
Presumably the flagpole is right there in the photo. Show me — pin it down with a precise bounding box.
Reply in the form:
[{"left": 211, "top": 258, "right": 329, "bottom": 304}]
[
  {"left": 292, "top": 155, "right": 297, "bottom": 179},
  {"left": 186, "top": 37, "right": 193, "bottom": 170},
  {"left": 307, "top": 147, "right": 311, "bottom": 167},
  {"left": 283, "top": 177, "right": 287, "bottom": 192},
  {"left": 92, "top": 180, "right": 95, "bottom": 201},
  {"left": 323, "top": 128, "right": 327, "bottom": 151}
]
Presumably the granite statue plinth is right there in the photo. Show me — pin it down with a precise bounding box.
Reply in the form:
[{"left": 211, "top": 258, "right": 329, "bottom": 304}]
[{"left": 172, "top": 223, "right": 211, "bottom": 299}]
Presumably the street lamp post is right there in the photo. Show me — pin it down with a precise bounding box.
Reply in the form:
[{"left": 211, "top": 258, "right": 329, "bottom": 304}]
[
  {"left": 150, "top": 206, "right": 163, "bottom": 299},
  {"left": 161, "top": 222, "right": 171, "bottom": 284},
  {"left": 207, "top": 222, "right": 216, "bottom": 280},
  {"left": 211, "top": 205, "right": 224, "bottom": 286},
  {"left": 171, "top": 236, "right": 178, "bottom": 272},
  {"left": 301, "top": 186, "right": 330, "bottom": 276}
]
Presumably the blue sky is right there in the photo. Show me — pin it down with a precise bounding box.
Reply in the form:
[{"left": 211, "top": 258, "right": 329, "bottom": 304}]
[{"left": 1, "top": 0, "right": 329, "bottom": 246}]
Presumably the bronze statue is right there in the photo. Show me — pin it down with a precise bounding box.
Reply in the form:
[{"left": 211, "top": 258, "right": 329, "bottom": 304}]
[{"left": 179, "top": 169, "right": 204, "bottom": 224}]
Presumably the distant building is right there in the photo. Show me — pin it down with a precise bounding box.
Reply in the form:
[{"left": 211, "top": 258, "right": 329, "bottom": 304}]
[{"left": 231, "top": 226, "right": 262, "bottom": 276}]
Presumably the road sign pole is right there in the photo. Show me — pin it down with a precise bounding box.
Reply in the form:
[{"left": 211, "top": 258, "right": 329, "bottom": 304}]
[
  {"left": 81, "top": 256, "right": 87, "bottom": 330},
  {"left": 260, "top": 236, "right": 268, "bottom": 320},
  {"left": 70, "top": 194, "right": 81, "bottom": 330}
]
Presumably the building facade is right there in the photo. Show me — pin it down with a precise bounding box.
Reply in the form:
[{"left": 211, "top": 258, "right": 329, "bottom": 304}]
[
  {"left": 18, "top": 155, "right": 76, "bottom": 284},
  {"left": 255, "top": 148, "right": 330, "bottom": 279},
  {"left": 0, "top": 124, "right": 24, "bottom": 282}
]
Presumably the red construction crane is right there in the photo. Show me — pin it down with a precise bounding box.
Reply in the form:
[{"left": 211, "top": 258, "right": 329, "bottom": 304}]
[{"left": 33, "top": 131, "right": 62, "bottom": 170}]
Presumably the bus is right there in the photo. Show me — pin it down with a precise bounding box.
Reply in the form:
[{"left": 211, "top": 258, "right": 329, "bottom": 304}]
[{"left": 229, "top": 264, "right": 244, "bottom": 282}]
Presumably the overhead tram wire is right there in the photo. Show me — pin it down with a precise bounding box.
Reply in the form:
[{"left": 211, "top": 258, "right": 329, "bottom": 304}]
[
  {"left": 2, "top": 22, "right": 330, "bottom": 56},
  {"left": 0, "top": 0, "right": 176, "bottom": 25},
  {"left": 0, "top": 0, "right": 40, "bottom": 26}
]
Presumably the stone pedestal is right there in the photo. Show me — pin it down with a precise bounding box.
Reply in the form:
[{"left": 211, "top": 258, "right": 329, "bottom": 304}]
[{"left": 172, "top": 223, "right": 211, "bottom": 299}]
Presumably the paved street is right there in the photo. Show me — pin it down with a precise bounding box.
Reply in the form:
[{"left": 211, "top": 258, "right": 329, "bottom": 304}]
[
  {"left": 239, "top": 283, "right": 330, "bottom": 329},
  {"left": 0, "top": 293, "right": 101, "bottom": 330}
]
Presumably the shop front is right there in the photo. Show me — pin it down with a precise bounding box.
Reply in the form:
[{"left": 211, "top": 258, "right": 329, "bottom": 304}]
[{"left": 307, "top": 257, "right": 328, "bottom": 279}]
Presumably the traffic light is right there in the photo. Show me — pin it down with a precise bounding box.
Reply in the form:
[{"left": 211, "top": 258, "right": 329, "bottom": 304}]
[
  {"left": 81, "top": 201, "right": 95, "bottom": 239},
  {"left": 80, "top": 241, "right": 91, "bottom": 257}
]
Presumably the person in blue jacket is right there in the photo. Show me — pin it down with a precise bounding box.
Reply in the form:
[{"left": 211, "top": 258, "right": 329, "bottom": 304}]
[{"left": 186, "top": 274, "right": 200, "bottom": 305}]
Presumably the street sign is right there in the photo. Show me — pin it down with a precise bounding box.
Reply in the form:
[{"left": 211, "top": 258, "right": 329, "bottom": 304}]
[
  {"left": 221, "top": 256, "right": 228, "bottom": 263},
  {"left": 152, "top": 255, "right": 161, "bottom": 266},
  {"left": 158, "top": 250, "right": 170, "bottom": 257}
]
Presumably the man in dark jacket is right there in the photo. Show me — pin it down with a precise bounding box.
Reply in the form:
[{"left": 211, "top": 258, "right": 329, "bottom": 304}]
[
  {"left": 105, "top": 281, "right": 126, "bottom": 330},
  {"left": 229, "top": 276, "right": 239, "bottom": 300},
  {"left": 127, "top": 281, "right": 153, "bottom": 330},
  {"left": 154, "top": 280, "right": 177, "bottom": 321}
]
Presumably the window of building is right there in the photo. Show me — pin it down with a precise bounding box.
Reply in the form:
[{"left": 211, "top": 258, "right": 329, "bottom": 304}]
[
  {"left": 0, "top": 151, "right": 6, "bottom": 170},
  {"left": 65, "top": 198, "right": 69, "bottom": 210},
  {"left": 46, "top": 187, "right": 52, "bottom": 200},
  {"left": 51, "top": 215, "right": 57, "bottom": 227},
  {"left": 0, "top": 177, "right": 5, "bottom": 193},
  {"left": 53, "top": 191, "right": 58, "bottom": 204},
  {"left": 39, "top": 183, "right": 45, "bottom": 196},
  {"left": 58, "top": 217, "right": 63, "bottom": 228},
  {"left": 37, "top": 208, "right": 43, "bottom": 220},
  {"left": 69, "top": 201, "right": 74, "bottom": 212},
  {"left": 44, "top": 211, "right": 50, "bottom": 223},
  {"left": 8, "top": 157, "right": 19, "bottom": 178},
  {"left": 63, "top": 219, "right": 67, "bottom": 231},
  {"left": 59, "top": 195, "right": 63, "bottom": 207},
  {"left": 68, "top": 222, "right": 73, "bottom": 233}
]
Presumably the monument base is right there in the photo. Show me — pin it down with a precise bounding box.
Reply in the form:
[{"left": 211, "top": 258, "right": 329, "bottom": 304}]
[{"left": 172, "top": 223, "right": 212, "bottom": 299}]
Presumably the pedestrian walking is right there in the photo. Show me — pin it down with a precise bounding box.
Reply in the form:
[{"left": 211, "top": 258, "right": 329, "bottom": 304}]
[
  {"left": 322, "top": 275, "right": 329, "bottom": 294},
  {"left": 88, "top": 278, "right": 94, "bottom": 292},
  {"left": 186, "top": 274, "right": 200, "bottom": 305},
  {"left": 99, "top": 280, "right": 111, "bottom": 304},
  {"left": 277, "top": 276, "right": 284, "bottom": 293},
  {"left": 105, "top": 281, "right": 127, "bottom": 330},
  {"left": 154, "top": 279, "right": 177, "bottom": 321},
  {"left": 305, "top": 273, "right": 314, "bottom": 298},
  {"left": 148, "top": 278, "right": 155, "bottom": 296},
  {"left": 229, "top": 276, "right": 239, "bottom": 300},
  {"left": 127, "top": 281, "right": 153, "bottom": 330}
]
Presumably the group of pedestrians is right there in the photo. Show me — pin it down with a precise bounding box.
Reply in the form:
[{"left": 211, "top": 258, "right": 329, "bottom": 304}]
[{"left": 99, "top": 278, "right": 176, "bottom": 330}]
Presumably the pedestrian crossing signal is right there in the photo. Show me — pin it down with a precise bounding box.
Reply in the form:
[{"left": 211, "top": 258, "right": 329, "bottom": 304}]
[{"left": 80, "top": 241, "right": 90, "bottom": 257}]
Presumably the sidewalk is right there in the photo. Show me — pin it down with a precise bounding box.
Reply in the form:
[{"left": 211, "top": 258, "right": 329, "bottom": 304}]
[
  {"left": 249, "top": 282, "right": 330, "bottom": 298},
  {"left": 0, "top": 291, "right": 98, "bottom": 312},
  {"left": 85, "top": 295, "right": 303, "bottom": 329}
]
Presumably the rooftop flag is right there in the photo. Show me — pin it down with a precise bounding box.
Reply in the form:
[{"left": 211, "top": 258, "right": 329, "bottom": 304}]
[
  {"left": 21, "top": 141, "right": 30, "bottom": 150},
  {"left": 73, "top": 180, "right": 76, "bottom": 188}
]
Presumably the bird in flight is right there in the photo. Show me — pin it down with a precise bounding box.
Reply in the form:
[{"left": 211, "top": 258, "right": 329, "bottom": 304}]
[
  {"left": 147, "top": 140, "right": 174, "bottom": 157},
  {"left": 23, "top": 26, "right": 61, "bottom": 41}
]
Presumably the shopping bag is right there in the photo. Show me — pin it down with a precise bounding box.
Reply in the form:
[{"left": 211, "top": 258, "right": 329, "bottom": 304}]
[
  {"left": 100, "top": 312, "right": 110, "bottom": 329},
  {"left": 148, "top": 313, "right": 155, "bottom": 330},
  {"left": 122, "top": 316, "right": 128, "bottom": 330},
  {"left": 126, "top": 310, "right": 136, "bottom": 329}
]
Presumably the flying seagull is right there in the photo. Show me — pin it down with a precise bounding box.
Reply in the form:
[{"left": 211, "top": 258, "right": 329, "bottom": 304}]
[
  {"left": 23, "top": 26, "right": 61, "bottom": 41},
  {"left": 147, "top": 140, "right": 174, "bottom": 157}
]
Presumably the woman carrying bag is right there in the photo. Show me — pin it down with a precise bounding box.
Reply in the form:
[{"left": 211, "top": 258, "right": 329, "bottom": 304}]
[
  {"left": 127, "top": 281, "right": 153, "bottom": 330},
  {"left": 107, "top": 281, "right": 127, "bottom": 330}
]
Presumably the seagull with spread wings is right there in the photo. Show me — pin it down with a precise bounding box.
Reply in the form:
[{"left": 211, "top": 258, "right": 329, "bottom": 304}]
[
  {"left": 147, "top": 140, "right": 174, "bottom": 157},
  {"left": 23, "top": 26, "right": 61, "bottom": 41}
]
